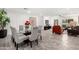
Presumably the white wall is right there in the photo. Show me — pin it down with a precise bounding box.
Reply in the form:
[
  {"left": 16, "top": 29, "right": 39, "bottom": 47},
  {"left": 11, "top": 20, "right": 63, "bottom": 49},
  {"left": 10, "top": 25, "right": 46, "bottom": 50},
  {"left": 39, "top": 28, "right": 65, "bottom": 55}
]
[
  {"left": 40, "top": 16, "right": 65, "bottom": 27},
  {"left": 6, "top": 11, "right": 40, "bottom": 35},
  {"left": 6, "top": 11, "right": 30, "bottom": 35},
  {"left": 49, "top": 16, "right": 65, "bottom": 27},
  {"left": 65, "top": 14, "right": 79, "bottom": 25},
  {"left": 37, "top": 16, "right": 44, "bottom": 27},
  {"left": 43, "top": 16, "right": 51, "bottom": 26},
  {"left": 6, "top": 10, "right": 79, "bottom": 35}
]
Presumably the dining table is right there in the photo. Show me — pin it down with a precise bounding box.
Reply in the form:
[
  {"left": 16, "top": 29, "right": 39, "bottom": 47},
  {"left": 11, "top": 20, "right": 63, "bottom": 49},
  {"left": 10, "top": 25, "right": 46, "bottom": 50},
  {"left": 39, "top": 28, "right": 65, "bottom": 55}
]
[{"left": 23, "top": 31, "right": 31, "bottom": 36}]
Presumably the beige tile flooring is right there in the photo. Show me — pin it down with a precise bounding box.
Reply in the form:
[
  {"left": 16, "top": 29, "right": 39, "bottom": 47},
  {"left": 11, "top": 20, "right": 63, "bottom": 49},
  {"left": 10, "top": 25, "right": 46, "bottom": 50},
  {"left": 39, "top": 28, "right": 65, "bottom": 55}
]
[{"left": 0, "top": 29, "right": 79, "bottom": 50}]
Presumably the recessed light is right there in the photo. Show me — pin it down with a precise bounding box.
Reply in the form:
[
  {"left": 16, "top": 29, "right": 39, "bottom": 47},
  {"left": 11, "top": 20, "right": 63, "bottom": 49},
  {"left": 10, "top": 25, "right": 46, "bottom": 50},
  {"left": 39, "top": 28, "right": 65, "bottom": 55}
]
[{"left": 27, "top": 10, "right": 31, "bottom": 14}]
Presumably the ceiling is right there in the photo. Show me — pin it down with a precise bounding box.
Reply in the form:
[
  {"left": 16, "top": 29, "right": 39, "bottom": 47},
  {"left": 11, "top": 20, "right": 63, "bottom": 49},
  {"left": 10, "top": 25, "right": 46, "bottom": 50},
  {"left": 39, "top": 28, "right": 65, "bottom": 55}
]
[{"left": 5, "top": 8, "right": 79, "bottom": 16}]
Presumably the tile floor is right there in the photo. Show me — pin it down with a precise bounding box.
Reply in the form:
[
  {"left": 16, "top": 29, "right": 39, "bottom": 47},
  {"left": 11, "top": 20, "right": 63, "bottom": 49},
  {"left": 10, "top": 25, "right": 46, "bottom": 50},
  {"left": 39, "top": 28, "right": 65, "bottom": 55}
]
[{"left": 0, "top": 29, "right": 79, "bottom": 50}]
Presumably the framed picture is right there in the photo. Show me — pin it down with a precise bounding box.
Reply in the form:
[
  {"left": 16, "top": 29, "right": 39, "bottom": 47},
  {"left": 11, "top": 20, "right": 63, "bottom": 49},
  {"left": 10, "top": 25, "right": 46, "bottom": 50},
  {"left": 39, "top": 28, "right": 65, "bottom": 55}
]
[
  {"left": 68, "top": 19, "right": 73, "bottom": 23},
  {"left": 54, "top": 19, "right": 58, "bottom": 25},
  {"left": 45, "top": 20, "right": 49, "bottom": 26},
  {"left": 62, "top": 19, "right": 68, "bottom": 23},
  {"left": 62, "top": 19, "right": 68, "bottom": 28}
]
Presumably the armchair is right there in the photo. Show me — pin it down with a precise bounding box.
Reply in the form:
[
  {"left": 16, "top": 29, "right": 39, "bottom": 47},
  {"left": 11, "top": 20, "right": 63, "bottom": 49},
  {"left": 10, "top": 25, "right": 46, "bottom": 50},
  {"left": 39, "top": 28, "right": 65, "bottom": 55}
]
[
  {"left": 52, "top": 25, "right": 63, "bottom": 34},
  {"left": 10, "top": 26, "right": 29, "bottom": 50},
  {"left": 38, "top": 26, "right": 42, "bottom": 40},
  {"left": 28, "top": 27, "right": 39, "bottom": 48}
]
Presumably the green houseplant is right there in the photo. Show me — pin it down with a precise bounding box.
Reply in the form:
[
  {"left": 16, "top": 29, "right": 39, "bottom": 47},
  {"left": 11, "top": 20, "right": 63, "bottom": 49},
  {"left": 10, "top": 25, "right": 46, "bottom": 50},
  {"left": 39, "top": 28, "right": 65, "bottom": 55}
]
[{"left": 0, "top": 9, "right": 10, "bottom": 38}]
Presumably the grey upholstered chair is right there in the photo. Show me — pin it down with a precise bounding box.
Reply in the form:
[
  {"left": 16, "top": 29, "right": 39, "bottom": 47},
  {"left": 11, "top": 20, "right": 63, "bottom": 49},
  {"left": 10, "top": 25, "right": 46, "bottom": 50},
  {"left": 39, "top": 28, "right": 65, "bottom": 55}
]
[
  {"left": 38, "top": 26, "right": 42, "bottom": 40},
  {"left": 10, "top": 26, "right": 29, "bottom": 50},
  {"left": 28, "top": 27, "right": 39, "bottom": 48},
  {"left": 19, "top": 25, "right": 24, "bottom": 33}
]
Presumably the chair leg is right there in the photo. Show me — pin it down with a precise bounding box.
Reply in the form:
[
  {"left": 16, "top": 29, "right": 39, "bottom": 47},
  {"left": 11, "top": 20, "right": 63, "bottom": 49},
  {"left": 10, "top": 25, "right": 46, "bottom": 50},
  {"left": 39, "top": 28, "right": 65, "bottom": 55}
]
[
  {"left": 27, "top": 39, "right": 30, "bottom": 46},
  {"left": 11, "top": 36, "right": 15, "bottom": 43},
  {"left": 30, "top": 41, "right": 32, "bottom": 48},
  {"left": 27, "top": 42, "right": 29, "bottom": 46},
  {"left": 16, "top": 44, "right": 18, "bottom": 50},
  {"left": 40, "top": 36, "right": 42, "bottom": 40},
  {"left": 37, "top": 40, "right": 38, "bottom": 45},
  {"left": 14, "top": 42, "right": 18, "bottom": 50},
  {"left": 14, "top": 41, "right": 16, "bottom": 47},
  {"left": 35, "top": 39, "right": 38, "bottom": 45}
]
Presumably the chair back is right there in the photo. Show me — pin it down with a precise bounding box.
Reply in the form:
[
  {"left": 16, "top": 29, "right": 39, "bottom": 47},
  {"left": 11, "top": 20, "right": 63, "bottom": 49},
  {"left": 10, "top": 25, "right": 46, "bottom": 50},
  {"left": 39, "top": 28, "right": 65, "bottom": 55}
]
[
  {"left": 29, "top": 27, "right": 38, "bottom": 41},
  {"left": 19, "top": 25, "right": 24, "bottom": 33},
  {"left": 38, "top": 26, "right": 42, "bottom": 33},
  {"left": 10, "top": 26, "right": 18, "bottom": 41}
]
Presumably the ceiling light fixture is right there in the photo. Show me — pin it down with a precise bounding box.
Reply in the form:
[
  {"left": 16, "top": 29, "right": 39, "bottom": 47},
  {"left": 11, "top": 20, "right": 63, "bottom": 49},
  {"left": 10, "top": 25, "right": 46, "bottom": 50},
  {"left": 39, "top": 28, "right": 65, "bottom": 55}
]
[
  {"left": 24, "top": 8, "right": 31, "bottom": 14},
  {"left": 27, "top": 10, "right": 31, "bottom": 14}
]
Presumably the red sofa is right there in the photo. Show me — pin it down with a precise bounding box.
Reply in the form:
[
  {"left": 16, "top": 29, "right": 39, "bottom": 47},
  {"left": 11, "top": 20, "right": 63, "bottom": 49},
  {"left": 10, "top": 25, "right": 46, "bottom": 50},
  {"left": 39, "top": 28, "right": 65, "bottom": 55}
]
[{"left": 52, "top": 25, "right": 63, "bottom": 34}]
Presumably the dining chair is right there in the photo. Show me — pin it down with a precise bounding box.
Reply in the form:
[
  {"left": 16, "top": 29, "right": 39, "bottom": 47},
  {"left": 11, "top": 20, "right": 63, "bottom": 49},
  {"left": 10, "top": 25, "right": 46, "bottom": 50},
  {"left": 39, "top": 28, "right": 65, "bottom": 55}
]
[
  {"left": 38, "top": 26, "right": 42, "bottom": 40},
  {"left": 19, "top": 25, "right": 24, "bottom": 33},
  {"left": 10, "top": 26, "right": 29, "bottom": 50},
  {"left": 28, "top": 27, "right": 39, "bottom": 48}
]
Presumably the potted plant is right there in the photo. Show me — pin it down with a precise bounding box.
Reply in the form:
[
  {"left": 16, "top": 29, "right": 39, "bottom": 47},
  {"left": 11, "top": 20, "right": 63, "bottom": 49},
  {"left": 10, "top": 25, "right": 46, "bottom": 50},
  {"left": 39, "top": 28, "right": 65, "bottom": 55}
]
[
  {"left": 0, "top": 9, "right": 10, "bottom": 38},
  {"left": 25, "top": 20, "right": 31, "bottom": 32},
  {"left": 25, "top": 21, "right": 30, "bottom": 28}
]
